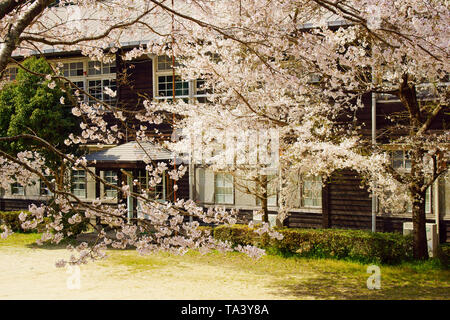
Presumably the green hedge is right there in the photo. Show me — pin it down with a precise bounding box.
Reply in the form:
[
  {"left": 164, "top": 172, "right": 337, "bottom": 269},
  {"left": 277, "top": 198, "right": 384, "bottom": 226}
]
[
  {"left": 213, "top": 224, "right": 414, "bottom": 264},
  {"left": 0, "top": 210, "right": 45, "bottom": 233},
  {"left": 0, "top": 209, "right": 88, "bottom": 237}
]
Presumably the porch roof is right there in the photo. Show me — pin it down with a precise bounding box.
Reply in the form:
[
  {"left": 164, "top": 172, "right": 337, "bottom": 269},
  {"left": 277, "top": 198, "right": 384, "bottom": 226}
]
[{"left": 85, "top": 141, "right": 173, "bottom": 163}]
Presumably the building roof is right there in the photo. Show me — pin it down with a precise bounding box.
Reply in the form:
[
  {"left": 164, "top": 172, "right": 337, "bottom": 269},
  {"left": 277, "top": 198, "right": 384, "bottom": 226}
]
[{"left": 85, "top": 141, "right": 174, "bottom": 163}]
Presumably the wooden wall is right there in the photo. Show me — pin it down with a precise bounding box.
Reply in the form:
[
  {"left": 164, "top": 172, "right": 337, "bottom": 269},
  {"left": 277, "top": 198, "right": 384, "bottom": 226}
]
[{"left": 0, "top": 198, "right": 47, "bottom": 211}]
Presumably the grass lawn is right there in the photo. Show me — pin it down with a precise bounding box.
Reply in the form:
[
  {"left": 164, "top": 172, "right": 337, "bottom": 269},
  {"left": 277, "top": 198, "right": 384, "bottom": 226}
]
[{"left": 1, "top": 232, "right": 449, "bottom": 300}]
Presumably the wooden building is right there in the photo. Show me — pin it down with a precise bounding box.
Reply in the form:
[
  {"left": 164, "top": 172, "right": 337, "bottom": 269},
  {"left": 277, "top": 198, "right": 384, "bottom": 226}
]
[{"left": 1, "top": 49, "right": 449, "bottom": 243}]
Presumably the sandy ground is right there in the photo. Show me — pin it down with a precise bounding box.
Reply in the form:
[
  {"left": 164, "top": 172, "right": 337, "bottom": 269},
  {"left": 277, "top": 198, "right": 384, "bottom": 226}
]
[{"left": 0, "top": 246, "right": 299, "bottom": 300}]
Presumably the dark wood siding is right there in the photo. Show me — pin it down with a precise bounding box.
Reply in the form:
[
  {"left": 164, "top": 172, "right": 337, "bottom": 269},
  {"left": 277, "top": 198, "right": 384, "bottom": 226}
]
[
  {"left": 328, "top": 170, "right": 372, "bottom": 218},
  {"left": 0, "top": 198, "right": 47, "bottom": 211},
  {"left": 284, "top": 211, "right": 323, "bottom": 229},
  {"left": 117, "top": 55, "right": 153, "bottom": 111}
]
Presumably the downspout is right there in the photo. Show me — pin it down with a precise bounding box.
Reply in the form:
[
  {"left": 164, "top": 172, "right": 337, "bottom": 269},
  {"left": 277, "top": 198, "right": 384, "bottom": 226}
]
[
  {"left": 188, "top": 136, "right": 195, "bottom": 223},
  {"left": 371, "top": 90, "right": 377, "bottom": 232},
  {"left": 121, "top": 169, "right": 133, "bottom": 223}
]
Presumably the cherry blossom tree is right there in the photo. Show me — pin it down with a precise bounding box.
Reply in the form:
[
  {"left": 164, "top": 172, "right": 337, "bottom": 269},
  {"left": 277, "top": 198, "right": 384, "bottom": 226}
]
[
  {"left": 147, "top": 0, "right": 449, "bottom": 260},
  {"left": 0, "top": 0, "right": 283, "bottom": 265},
  {"left": 0, "top": 0, "right": 448, "bottom": 262}
]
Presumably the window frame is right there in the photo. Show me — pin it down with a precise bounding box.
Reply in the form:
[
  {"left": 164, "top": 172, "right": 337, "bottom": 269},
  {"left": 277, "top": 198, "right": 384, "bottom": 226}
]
[
  {"left": 72, "top": 170, "right": 87, "bottom": 199},
  {"left": 52, "top": 58, "right": 117, "bottom": 107},
  {"left": 11, "top": 182, "right": 25, "bottom": 196},
  {"left": 214, "top": 172, "right": 234, "bottom": 205},
  {"left": 136, "top": 169, "right": 166, "bottom": 201},
  {"left": 103, "top": 170, "right": 118, "bottom": 199},
  {"left": 300, "top": 175, "right": 322, "bottom": 208},
  {"left": 39, "top": 176, "right": 54, "bottom": 196},
  {"left": 255, "top": 175, "right": 278, "bottom": 207},
  {"left": 154, "top": 55, "right": 210, "bottom": 103},
  {"left": 3, "top": 66, "right": 18, "bottom": 81}
]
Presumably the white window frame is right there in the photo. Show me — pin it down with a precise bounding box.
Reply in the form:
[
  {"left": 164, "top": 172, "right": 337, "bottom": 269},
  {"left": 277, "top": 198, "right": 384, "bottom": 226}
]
[
  {"left": 52, "top": 58, "right": 116, "bottom": 108},
  {"left": 137, "top": 169, "right": 166, "bottom": 201},
  {"left": 104, "top": 170, "right": 118, "bottom": 199},
  {"left": 391, "top": 150, "right": 411, "bottom": 170},
  {"left": 214, "top": 173, "right": 234, "bottom": 205},
  {"left": 11, "top": 182, "right": 25, "bottom": 196},
  {"left": 153, "top": 55, "right": 210, "bottom": 103},
  {"left": 39, "top": 176, "right": 54, "bottom": 196},
  {"left": 72, "top": 170, "right": 87, "bottom": 198},
  {"left": 406, "top": 186, "right": 432, "bottom": 214},
  {"left": 255, "top": 175, "right": 278, "bottom": 207},
  {"left": 300, "top": 175, "right": 322, "bottom": 208}
]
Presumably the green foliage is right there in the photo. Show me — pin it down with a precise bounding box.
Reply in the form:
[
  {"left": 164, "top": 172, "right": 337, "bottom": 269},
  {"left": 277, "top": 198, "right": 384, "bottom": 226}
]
[
  {"left": 46, "top": 203, "right": 89, "bottom": 238},
  {"left": 213, "top": 225, "right": 415, "bottom": 265},
  {"left": 0, "top": 207, "right": 88, "bottom": 238},
  {"left": 0, "top": 57, "right": 80, "bottom": 169},
  {"left": 436, "top": 244, "right": 450, "bottom": 269},
  {"left": 0, "top": 210, "right": 46, "bottom": 233}
]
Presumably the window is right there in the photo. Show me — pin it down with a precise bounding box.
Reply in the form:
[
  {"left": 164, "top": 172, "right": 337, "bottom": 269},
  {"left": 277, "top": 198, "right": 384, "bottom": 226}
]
[
  {"left": 3, "top": 67, "right": 18, "bottom": 81},
  {"left": 391, "top": 150, "right": 411, "bottom": 170},
  {"left": 157, "top": 55, "right": 179, "bottom": 72},
  {"left": 72, "top": 170, "right": 86, "bottom": 198},
  {"left": 40, "top": 177, "right": 54, "bottom": 196},
  {"left": 104, "top": 170, "right": 118, "bottom": 198},
  {"left": 406, "top": 186, "right": 431, "bottom": 214},
  {"left": 136, "top": 169, "right": 165, "bottom": 201},
  {"left": 215, "top": 173, "right": 234, "bottom": 204},
  {"left": 62, "top": 62, "right": 84, "bottom": 77},
  {"left": 155, "top": 56, "right": 211, "bottom": 103},
  {"left": 256, "top": 194, "right": 277, "bottom": 207},
  {"left": 88, "top": 79, "right": 117, "bottom": 104},
  {"left": 87, "top": 61, "right": 116, "bottom": 75},
  {"left": 157, "top": 75, "right": 189, "bottom": 97},
  {"left": 301, "top": 175, "right": 322, "bottom": 208},
  {"left": 55, "top": 59, "right": 116, "bottom": 106},
  {"left": 256, "top": 175, "right": 278, "bottom": 207},
  {"left": 11, "top": 182, "right": 24, "bottom": 195}
]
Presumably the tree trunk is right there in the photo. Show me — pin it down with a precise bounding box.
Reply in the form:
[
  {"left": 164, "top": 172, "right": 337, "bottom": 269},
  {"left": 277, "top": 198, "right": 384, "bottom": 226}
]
[
  {"left": 261, "top": 175, "right": 269, "bottom": 223},
  {"left": 410, "top": 146, "right": 429, "bottom": 260},
  {"left": 411, "top": 187, "right": 429, "bottom": 260}
]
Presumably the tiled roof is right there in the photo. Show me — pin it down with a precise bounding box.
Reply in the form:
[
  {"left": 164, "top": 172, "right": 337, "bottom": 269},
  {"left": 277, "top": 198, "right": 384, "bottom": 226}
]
[{"left": 85, "top": 141, "right": 173, "bottom": 162}]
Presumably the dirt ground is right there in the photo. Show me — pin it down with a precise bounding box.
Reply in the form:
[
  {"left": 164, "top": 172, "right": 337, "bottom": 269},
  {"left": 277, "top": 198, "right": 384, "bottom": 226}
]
[{"left": 0, "top": 245, "right": 300, "bottom": 300}]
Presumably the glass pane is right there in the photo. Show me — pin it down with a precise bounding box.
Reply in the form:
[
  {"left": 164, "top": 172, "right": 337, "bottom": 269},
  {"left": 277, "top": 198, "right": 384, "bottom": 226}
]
[
  {"left": 425, "top": 187, "right": 431, "bottom": 213},
  {"left": 393, "top": 150, "right": 404, "bottom": 169}
]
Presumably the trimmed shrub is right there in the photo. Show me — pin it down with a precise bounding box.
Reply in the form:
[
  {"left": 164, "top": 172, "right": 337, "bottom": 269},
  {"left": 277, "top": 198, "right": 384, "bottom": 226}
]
[
  {"left": 437, "top": 244, "right": 450, "bottom": 269},
  {"left": 213, "top": 225, "right": 414, "bottom": 264},
  {"left": 0, "top": 210, "right": 47, "bottom": 233}
]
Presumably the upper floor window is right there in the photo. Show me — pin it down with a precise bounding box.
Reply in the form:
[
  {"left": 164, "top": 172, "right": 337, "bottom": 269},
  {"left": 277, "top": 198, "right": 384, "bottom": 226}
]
[
  {"left": 391, "top": 150, "right": 411, "bottom": 170},
  {"left": 88, "top": 61, "right": 116, "bottom": 76},
  {"left": 55, "top": 59, "right": 116, "bottom": 106},
  {"left": 157, "top": 55, "right": 179, "bottom": 72},
  {"left": 3, "top": 67, "right": 18, "bottom": 81},
  {"left": 88, "top": 79, "right": 117, "bottom": 105},
  {"left": 214, "top": 173, "right": 234, "bottom": 204},
  {"left": 256, "top": 175, "right": 278, "bottom": 207},
  {"left": 406, "top": 186, "right": 431, "bottom": 214},
  {"left": 157, "top": 75, "right": 189, "bottom": 98},
  {"left": 62, "top": 62, "right": 84, "bottom": 77},
  {"left": 155, "top": 56, "right": 211, "bottom": 103}
]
